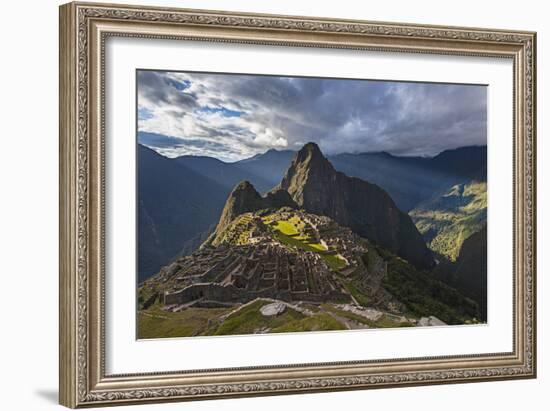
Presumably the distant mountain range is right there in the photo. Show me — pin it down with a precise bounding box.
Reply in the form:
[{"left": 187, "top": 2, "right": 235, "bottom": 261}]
[
  {"left": 138, "top": 145, "right": 228, "bottom": 282},
  {"left": 177, "top": 144, "right": 486, "bottom": 211},
  {"left": 175, "top": 155, "right": 274, "bottom": 194},
  {"left": 329, "top": 146, "right": 486, "bottom": 211},
  {"left": 138, "top": 142, "right": 486, "bottom": 283},
  {"left": 232, "top": 149, "right": 296, "bottom": 191},
  {"left": 138, "top": 142, "right": 485, "bottom": 338}
]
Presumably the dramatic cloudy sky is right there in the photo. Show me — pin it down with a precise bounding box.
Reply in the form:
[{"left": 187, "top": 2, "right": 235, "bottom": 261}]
[{"left": 137, "top": 70, "right": 487, "bottom": 162}]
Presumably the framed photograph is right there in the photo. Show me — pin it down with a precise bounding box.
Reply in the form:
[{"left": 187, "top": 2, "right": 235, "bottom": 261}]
[{"left": 59, "top": 2, "right": 537, "bottom": 408}]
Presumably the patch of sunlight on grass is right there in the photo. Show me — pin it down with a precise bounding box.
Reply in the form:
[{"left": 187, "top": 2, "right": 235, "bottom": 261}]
[
  {"left": 262, "top": 213, "right": 347, "bottom": 272},
  {"left": 273, "top": 220, "right": 299, "bottom": 236}
]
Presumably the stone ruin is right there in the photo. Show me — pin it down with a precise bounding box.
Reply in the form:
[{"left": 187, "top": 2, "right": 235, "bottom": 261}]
[
  {"left": 161, "top": 241, "right": 351, "bottom": 308},
  {"left": 144, "top": 208, "right": 405, "bottom": 313}
]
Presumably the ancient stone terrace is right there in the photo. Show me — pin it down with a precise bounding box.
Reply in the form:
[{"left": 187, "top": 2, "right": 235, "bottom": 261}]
[
  {"left": 145, "top": 209, "right": 392, "bottom": 311},
  {"left": 300, "top": 211, "right": 368, "bottom": 267},
  {"left": 162, "top": 242, "right": 351, "bottom": 307}
]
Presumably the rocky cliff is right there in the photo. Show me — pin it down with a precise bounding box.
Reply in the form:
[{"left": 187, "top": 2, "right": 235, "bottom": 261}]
[
  {"left": 278, "top": 142, "right": 434, "bottom": 269},
  {"left": 208, "top": 181, "right": 297, "bottom": 245},
  {"left": 454, "top": 226, "right": 487, "bottom": 320}
]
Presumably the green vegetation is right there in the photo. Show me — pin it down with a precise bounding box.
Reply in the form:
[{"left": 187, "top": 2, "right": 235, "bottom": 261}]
[
  {"left": 218, "top": 213, "right": 254, "bottom": 245},
  {"left": 139, "top": 300, "right": 348, "bottom": 338},
  {"left": 364, "top": 248, "right": 379, "bottom": 273},
  {"left": 201, "top": 300, "right": 349, "bottom": 335},
  {"left": 211, "top": 212, "right": 264, "bottom": 246},
  {"left": 137, "top": 304, "right": 230, "bottom": 339},
  {"left": 138, "top": 298, "right": 421, "bottom": 339},
  {"left": 207, "top": 300, "right": 304, "bottom": 336},
  {"left": 321, "top": 304, "right": 372, "bottom": 325},
  {"left": 381, "top": 250, "right": 480, "bottom": 324},
  {"left": 262, "top": 213, "right": 347, "bottom": 271},
  {"left": 321, "top": 304, "right": 413, "bottom": 328},
  {"left": 336, "top": 274, "right": 370, "bottom": 307},
  {"left": 374, "top": 314, "right": 414, "bottom": 328},
  {"left": 323, "top": 253, "right": 347, "bottom": 271},
  {"left": 411, "top": 181, "right": 487, "bottom": 261},
  {"left": 271, "top": 313, "right": 346, "bottom": 333},
  {"left": 138, "top": 285, "right": 159, "bottom": 310},
  {"left": 272, "top": 230, "right": 324, "bottom": 252}
]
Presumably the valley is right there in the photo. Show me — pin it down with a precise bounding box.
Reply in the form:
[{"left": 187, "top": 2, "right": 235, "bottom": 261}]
[{"left": 138, "top": 142, "right": 486, "bottom": 337}]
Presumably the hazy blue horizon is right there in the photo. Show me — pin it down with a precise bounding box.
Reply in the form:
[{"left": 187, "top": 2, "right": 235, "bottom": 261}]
[{"left": 138, "top": 135, "right": 487, "bottom": 165}]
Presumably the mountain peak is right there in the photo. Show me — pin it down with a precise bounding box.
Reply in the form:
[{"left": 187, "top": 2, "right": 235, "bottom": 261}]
[
  {"left": 295, "top": 142, "right": 326, "bottom": 164},
  {"left": 278, "top": 142, "right": 335, "bottom": 205},
  {"left": 279, "top": 143, "right": 434, "bottom": 269},
  {"left": 208, "top": 181, "right": 296, "bottom": 246},
  {"left": 302, "top": 141, "right": 322, "bottom": 153},
  {"left": 232, "top": 180, "right": 257, "bottom": 194}
]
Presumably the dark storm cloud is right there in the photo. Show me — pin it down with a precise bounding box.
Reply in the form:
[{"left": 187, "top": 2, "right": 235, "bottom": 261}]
[
  {"left": 137, "top": 70, "right": 198, "bottom": 111},
  {"left": 137, "top": 70, "right": 487, "bottom": 161}
]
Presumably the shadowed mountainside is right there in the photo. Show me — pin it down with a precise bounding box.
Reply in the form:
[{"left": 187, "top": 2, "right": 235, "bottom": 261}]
[
  {"left": 454, "top": 226, "right": 487, "bottom": 320},
  {"left": 277, "top": 143, "right": 434, "bottom": 269},
  {"left": 226, "top": 145, "right": 487, "bottom": 212},
  {"left": 329, "top": 146, "right": 487, "bottom": 211},
  {"left": 138, "top": 143, "right": 486, "bottom": 282},
  {"left": 137, "top": 141, "right": 486, "bottom": 337},
  {"left": 175, "top": 155, "right": 274, "bottom": 194},
  {"left": 138, "top": 145, "right": 228, "bottom": 282},
  {"left": 232, "top": 148, "right": 296, "bottom": 188}
]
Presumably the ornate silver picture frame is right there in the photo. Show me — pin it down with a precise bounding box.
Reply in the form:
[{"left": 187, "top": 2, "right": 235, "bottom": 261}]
[{"left": 59, "top": 1, "right": 536, "bottom": 408}]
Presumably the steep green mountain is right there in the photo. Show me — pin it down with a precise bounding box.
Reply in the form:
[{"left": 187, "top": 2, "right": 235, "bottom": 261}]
[
  {"left": 138, "top": 204, "right": 480, "bottom": 338},
  {"left": 175, "top": 155, "right": 273, "bottom": 193},
  {"left": 137, "top": 145, "right": 228, "bottom": 282},
  {"left": 278, "top": 143, "right": 434, "bottom": 269},
  {"left": 137, "top": 144, "right": 486, "bottom": 282},
  {"left": 379, "top": 247, "right": 480, "bottom": 324},
  {"left": 410, "top": 181, "right": 487, "bottom": 261}
]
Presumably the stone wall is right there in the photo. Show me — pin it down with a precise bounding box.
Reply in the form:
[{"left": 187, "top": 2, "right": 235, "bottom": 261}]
[{"left": 164, "top": 282, "right": 351, "bottom": 306}]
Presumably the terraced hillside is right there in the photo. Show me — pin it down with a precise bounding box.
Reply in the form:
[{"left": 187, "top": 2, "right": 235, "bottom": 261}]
[
  {"left": 137, "top": 142, "right": 484, "bottom": 339},
  {"left": 410, "top": 181, "right": 487, "bottom": 261},
  {"left": 138, "top": 208, "right": 481, "bottom": 338},
  {"left": 261, "top": 212, "right": 347, "bottom": 270}
]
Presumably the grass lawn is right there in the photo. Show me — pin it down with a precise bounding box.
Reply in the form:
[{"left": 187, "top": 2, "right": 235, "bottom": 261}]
[
  {"left": 321, "top": 304, "right": 414, "bottom": 329},
  {"left": 272, "top": 219, "right": 300, "bottom": 236},
  {"left": 207, "top": 301, "right": 350, "bottom": 335},
  {"left": 264, "top": 215, "right": 347, "bottom": 271},
  {"left": 271, "top": 312, "right": 346, "bottom": 333},
  {"left": 206, "top": 300, "right": 305, "bottom": 336},
  {"left": 323, "top": 253, "right": 347, "bottom": 270},
  {"left": 373, "top": 314, "right": 414, "bottom": 328},
  {"left": 137, "top": 304, "right": 230, "bottom": 339}
]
